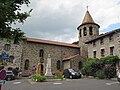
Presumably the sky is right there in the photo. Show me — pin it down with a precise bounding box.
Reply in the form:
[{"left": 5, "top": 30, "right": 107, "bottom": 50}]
[{"left": 16, "top": 0, "right": 120, "bottom": 43}]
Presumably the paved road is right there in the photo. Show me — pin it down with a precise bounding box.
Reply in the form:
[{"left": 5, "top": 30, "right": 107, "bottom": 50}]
[{"left": 2, "top": 78, "right": 120, "bottom": 90}]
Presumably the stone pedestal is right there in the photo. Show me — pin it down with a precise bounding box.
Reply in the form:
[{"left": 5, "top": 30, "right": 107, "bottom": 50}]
[{"left": 45, "top": 54, "right": 53, "bottom": 77}]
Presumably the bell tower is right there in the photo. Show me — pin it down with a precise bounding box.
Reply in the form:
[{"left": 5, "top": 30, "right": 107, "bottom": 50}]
[{"left": 77, "top": 10, "right": 100, "bottom": 58}]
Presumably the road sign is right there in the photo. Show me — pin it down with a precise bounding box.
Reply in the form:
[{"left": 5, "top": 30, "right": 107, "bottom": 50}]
[
  {"left": 0, "top": 70, "right": 6, "bottom": 80},
  {"left": 1, "top": 52, "right": 9, "bottom": 59}
]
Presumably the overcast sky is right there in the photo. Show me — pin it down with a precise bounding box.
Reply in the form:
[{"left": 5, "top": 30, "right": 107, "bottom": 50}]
[{"left": 16, "top": 0, "right": 120, "bottom": 43}]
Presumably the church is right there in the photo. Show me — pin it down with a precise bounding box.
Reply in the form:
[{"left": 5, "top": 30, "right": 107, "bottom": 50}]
[{"left": 0, "top": 10, "right": 120, "bottom": 75}]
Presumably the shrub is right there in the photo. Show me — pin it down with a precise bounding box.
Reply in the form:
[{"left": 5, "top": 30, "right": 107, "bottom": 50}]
[
  {"left": 103, "top": 65, "right": 116, "bottom": 79},
  {"left": 55, "top": 74, "right": 64, "bottom": 80},
  {"left": 82, "top": 58, "right": 99, "bottom": 76},
  {"left": 82, "top": 56, "right": 119, "bottom": 79},
  {"left": 95, "top": 70, "right": 105, "bottom": 79},
  {"left": 32, "top": 74, "right": 46, "bottom": 82}
]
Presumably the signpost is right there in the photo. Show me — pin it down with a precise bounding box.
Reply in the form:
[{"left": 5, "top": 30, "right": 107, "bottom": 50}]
[{"left": 0, "top": 69, "right": 6, "bottom": 90}]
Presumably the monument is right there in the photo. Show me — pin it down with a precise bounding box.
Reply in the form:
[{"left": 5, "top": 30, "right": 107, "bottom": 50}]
[{"left": 45, "top": 54, "right": 53, "bottom": 77}]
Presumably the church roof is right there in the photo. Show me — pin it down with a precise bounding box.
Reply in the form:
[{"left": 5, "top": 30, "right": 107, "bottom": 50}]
[
  {"left": 85, "top": 28, "right": 120, "bottom": 44},
  {"left": 22, "top": 37, "right": 80, "bottom": 48},
  {"left": 82, "top": 10, "right": 94, "bottom": 24},
  {"left": 77, "top": 10, "right": 100, "bottom": 29}
]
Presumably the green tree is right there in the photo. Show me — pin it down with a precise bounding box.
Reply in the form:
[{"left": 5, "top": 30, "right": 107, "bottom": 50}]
[{"left": 0, "top": 0, "right": 32, "bottom": 43}]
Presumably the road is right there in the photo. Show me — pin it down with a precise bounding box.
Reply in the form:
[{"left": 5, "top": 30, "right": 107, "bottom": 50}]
[{"left": 2, "top": 78, "right": 120, "bottom": 90}]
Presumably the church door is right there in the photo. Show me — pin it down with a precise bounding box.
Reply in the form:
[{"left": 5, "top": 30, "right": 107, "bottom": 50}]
[{"left": 37, "top": 63, "right": 44, "bottom": 75}]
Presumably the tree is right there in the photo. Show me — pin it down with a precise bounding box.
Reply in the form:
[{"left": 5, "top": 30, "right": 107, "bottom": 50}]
[{"left": 0, "top": 0, "right": 32, "bottom": 43}]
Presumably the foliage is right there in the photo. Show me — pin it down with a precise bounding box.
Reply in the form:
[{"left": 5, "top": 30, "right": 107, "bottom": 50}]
[
  {"left": 72, "top": 41, "right": 79, "bottom": 45},
  {"left": 103, "top": 65, "right": 116, "bottom": 79},
  {"left": 95, "top": 70, "right": 105, "bottom": 79},
  {"left": 100, "top": 56, "right": 119, "bottom": 64},
  {"left": 55, "top": 74, "right": 64, "bottom": 80},
  {"left": 0, "top": 0, "right": 32, "bottom": 43},
  {"left": 81, "top": 58, "right": 99, "bottom": 76},
  {"left": 81, "top": 56, "right": 120, "bottom": 79},
  {"left": 32, "top": 74, "right": 46, "bottom": 82}
]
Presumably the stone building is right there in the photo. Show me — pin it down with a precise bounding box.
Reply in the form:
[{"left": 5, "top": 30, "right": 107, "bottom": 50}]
[
  {"left": 85, "top": 29, "right": 120, "bottom": 59},
  {"left": 0, "top": 37, "right": 84, "bottom": 75},
  {"left": 1, "top": 9, "right": 120, "bottom": 75},
  {"left": 77, "top": 10, "right": 100, "bottom": 58},
  {"left": 20, "top": 37, "right": 84, "bottom": 74},
  {"left": 0, "top": 39, "right": 22, "bottom": 68},
  {"left": 78, "top": 10, "right": 120, "bottom": 59}
]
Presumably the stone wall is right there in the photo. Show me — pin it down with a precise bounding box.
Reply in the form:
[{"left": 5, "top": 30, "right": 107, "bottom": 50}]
[
  {"left": 87, "top": 32, "right": 120, "bottom": 58},
  {"left": 0, "top": 39, "right": 22, "bottom": 68},
  {"left": 21, "top": 40, "right": 80, "bottom": 72}
]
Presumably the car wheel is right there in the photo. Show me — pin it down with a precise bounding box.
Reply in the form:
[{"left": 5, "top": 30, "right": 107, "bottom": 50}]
[
  {"left": 69, "top": 75, "right": 72, "bottom": 79},
  {"left": 7, "top": 77, "right": 11, "bottom": 81}
]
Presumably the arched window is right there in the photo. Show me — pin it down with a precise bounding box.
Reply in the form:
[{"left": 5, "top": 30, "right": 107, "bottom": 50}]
[
  {"left": 9, "top": 56, "right": 14, "bottom": 63},
  {"left": 83, "top": 27, "right": 87, "bottom": 36},
  {"left": 39, "top": 49, "right": 44, "bottom": 57},
  {"left": 24, "top": 59, "right": 29, "bottom": 70},
  {"left": 89, "top": 26, "right": 93, "bottom": 35},
  {"left": 78, "top": 61, "right": 83, "bottom": 70},
  {"left": 4, "top": 44, "right": 11, "bottom": 51},
  {"left": 57, "top": 60, "right": 61, "bottom": 70}
]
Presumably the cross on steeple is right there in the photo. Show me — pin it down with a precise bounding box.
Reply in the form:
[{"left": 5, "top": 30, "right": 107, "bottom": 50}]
[{"left": 86, "top": 6, "right": 89, "bottom": 11}]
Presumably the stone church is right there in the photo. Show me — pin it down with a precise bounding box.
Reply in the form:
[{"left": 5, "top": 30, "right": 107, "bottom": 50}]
[{"left": 0, "top": 10, "right": 120, "bottom": 75}]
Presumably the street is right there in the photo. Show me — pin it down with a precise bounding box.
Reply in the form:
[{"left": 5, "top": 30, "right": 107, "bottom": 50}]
[{"left": 2, "top": 78, "right": 120, "bottom": 90}]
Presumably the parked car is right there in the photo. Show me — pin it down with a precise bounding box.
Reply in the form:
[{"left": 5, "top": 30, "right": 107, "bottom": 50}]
[
  {"left": 63, "top": 69, "right": 81, "bottom": 79},
  {"left": 5, "top": 71, "right": 15, "bottom": 81}
]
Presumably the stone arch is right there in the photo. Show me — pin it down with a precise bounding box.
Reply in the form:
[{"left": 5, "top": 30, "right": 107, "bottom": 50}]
[
  {"left": 57, "top": 60, "right": 61, "bottom": 70},
  {"left": 78, "top": 61, "right": 83, "bottom": 70},
  {"left": 83, "top": 27, "right": 87, "bottom": 36},
  {"left": 89, "top": 26, "right": 93, "bottom": 35},
  {"left": 39, "top": 49, "right": 44, "bottom": 57},
  {"left": 24, "top": 59, "right": 29, "bottom": 70}
]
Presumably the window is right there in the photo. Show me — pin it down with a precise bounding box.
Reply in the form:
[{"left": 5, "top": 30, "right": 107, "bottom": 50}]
[
  {"left": 109, "top": 34, "right": 114, "bottom": 42},
  {"left": 56, "top": 60, "right": 61, "bottom": 70},
  {"left": 93, "top": 51, "right": 96, "bottom": 58},
  {"left": 83, "top": 27, "right": 87, "bottom": 36},
  {"left": 100, "top": 38, "right": 104, "bottom": 45},
  {"left": 110, "top": 47, "right": 114, "bottom": 55},
  {"left": 101, "top": 49, "right": 105, "bottom": 57},
  {"left": 4, "top": 44, "right": 11, "bottom": 51},
  {"left": 39, "top": 49, "right": 44, "bottom": 57},
  {"left": 79, "top": 29, "right": 82, "bottom": 37},
  {"left": 89, "top": 26, "right": 93, "bottom": 35},
  {"left": 93, "top": 41, "right": 96, "bottom": 47},
  {"left": 9, "top": 56, "right": 14, "bottom": 63},
  {"left": 24, "top": 59, "right": 29, "bottom": 70}
]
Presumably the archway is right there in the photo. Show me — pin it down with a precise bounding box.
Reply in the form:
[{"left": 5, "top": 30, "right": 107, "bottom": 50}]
[
  {"left": 37, "top": 63, "right": 44, "bottom": 75},
  {"left": 78, "top": 61, "right": 83, "bottom": 70},
  {"left": 24, "top": 59, "right": 29, "bottom": 70}
]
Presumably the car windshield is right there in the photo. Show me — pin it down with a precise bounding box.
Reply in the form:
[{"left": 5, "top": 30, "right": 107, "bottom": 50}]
[{"left": 69, "top": 69, "right": 75, "bottom": 73}]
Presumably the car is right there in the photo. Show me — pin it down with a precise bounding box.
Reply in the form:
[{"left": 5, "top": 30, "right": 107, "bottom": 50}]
[
  {"left": 5, "top": 71, "right": 15, "bottom": 81},
  {"left": 63, "top": 69, "right": 81, "bottom": 79}
]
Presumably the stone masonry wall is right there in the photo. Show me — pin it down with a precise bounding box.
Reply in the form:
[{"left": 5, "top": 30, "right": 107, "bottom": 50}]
[
  {"left": 87, "top": 33, "right": 120, "bottom": 58},
  {"left": 21, "top": 41, "right": 80, "bottom": 72},
  {"left": 0, "top": 39, "right": 22, "bottom": 68}
]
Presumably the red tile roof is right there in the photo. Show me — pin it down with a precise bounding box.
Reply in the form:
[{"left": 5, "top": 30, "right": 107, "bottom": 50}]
[
  {"left": 63, "top": 54, "right": 80, "bottom": 61},
  {"left": 22, "top": 37, "right": 80, "bottom": 48}
]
